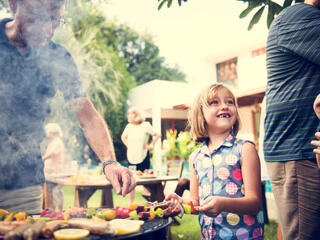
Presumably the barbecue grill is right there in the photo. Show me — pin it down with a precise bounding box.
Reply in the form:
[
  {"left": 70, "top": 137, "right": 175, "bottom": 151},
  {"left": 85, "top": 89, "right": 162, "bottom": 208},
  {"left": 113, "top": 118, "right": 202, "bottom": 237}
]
[{"left": 75, "top": 217, "right": 172, "bottom": 240}]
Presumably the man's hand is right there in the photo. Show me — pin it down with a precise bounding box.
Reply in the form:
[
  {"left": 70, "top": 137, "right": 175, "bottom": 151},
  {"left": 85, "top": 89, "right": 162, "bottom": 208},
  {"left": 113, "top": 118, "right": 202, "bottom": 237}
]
[
  {"left": 313, "top": 94, "right": 320, "bottom": 120},
  {"left": 104, "top": 163, "right": 136, "bottom": 196},
  {"left": 311, "top": 132, "right": 320, "bottom": 168}
]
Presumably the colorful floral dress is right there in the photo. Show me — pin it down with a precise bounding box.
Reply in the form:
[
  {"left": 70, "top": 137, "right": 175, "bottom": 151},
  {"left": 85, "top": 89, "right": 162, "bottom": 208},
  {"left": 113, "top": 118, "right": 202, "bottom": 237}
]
[{"left": 193, "top": 133, "right": 264, "bottom": 240}]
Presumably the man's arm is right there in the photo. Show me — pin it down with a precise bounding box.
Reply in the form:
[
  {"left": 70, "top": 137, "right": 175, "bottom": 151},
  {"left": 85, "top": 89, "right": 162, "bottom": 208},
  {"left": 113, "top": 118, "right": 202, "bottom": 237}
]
[{"left": 71, "top": 97, "right": 136, "bottom": 196}]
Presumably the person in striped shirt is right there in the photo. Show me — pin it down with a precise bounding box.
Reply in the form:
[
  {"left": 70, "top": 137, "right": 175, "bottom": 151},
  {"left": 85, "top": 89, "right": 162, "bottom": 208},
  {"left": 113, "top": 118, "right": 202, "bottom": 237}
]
[{"left": 264, "top": 0, "right": 320, "bottom": 239}]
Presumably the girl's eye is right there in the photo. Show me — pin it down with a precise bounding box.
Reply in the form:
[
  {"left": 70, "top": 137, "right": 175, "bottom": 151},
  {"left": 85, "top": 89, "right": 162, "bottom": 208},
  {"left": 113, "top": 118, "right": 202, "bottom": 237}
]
[
  {"left": 227, "top": 100, "right": 234, "bottom": 105},
  {"left": 209, "top": 100, "right": 219, "bottom": 105}
]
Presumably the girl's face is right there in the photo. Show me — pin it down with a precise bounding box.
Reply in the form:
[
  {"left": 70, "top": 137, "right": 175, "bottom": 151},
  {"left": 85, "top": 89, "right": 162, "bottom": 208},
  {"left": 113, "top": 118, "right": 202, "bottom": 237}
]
[
  {"left": 128, "top": 111, "right": 136, "bottom": 123},
  {"left": 203, "top": 88, "right": 237, "bottom": 135}
]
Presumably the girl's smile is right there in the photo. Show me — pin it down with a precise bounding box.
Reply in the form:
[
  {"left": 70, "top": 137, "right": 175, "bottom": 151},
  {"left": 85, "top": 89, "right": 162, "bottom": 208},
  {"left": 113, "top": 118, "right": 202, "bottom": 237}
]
[{"left": 203, "top": 88, "right": 237, "bottom": 134}]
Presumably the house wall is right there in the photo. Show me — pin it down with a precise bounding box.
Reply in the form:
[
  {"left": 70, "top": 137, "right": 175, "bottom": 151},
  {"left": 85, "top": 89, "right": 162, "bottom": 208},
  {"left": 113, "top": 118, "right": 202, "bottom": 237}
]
[
  {"left": 237, "top": 50, "right": 267, "bottom": 91},
  {"left": 237, "top": 105, "right": 256, "bottom": 142}
]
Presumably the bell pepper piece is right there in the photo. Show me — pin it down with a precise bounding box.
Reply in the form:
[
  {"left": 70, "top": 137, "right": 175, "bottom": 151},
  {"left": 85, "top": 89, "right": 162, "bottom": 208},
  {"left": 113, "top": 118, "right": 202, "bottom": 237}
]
[
  {"left": 187, "top": 201, "right": 195, "bottom": 214},
  {"left": 149, "top": 207, "right": 155, "bottom": 220},
  {"left": 155, "top": 208, "right": 163, "bottom": 218}
]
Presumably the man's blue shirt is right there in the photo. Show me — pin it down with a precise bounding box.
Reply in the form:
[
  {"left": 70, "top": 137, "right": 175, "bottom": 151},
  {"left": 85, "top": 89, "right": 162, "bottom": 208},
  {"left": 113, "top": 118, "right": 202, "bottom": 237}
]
[
  {"left": 264, "top": 3, "right": 320, "bottom": 162},
  {"left": 0, "top": 18, "right": 85, "bottom": 189}
]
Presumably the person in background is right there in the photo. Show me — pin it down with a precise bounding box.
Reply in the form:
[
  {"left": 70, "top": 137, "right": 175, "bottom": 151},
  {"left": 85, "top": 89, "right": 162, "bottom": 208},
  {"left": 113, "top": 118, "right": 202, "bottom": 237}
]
[
  {"left": 166, "top": 84, "right": 264, "bottom": 239},
  {"left": 121, "top": 107, "right": 161, "bottom": 204},
  {"left": 264, "top": 0, "right": 320, "bottom": 239},
  {"left": 42, "top": 123, "right": 65, "bottom": 210},
  {"left": 0, "top": 0, "right": 135, "bottom": 214}
]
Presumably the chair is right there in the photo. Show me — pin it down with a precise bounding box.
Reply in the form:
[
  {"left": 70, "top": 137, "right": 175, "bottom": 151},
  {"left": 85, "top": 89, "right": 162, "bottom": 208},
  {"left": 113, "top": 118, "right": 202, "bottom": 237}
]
[
  {"left": 163, "top": 160, "right": 184, "bottom": 189},
  {"left": 142, "top": 160, "right": 184, "bottom": 201}
]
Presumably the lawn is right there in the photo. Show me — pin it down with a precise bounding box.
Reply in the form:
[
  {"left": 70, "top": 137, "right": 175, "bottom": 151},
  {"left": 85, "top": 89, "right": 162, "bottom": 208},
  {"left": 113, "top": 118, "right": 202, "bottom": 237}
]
[{"left": 62, "top": 186, "right": 278, "bottom": 240}]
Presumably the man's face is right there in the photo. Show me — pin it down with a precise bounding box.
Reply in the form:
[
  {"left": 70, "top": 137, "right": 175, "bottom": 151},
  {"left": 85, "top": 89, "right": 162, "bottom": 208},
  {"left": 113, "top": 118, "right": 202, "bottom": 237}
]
[{"left": 14, "top": 0, "right": 65, "bottom": 47}]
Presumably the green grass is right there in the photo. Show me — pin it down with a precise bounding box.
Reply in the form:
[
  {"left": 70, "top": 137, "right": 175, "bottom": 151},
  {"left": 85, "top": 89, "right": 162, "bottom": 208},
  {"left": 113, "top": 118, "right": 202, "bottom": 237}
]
[{"left": 62, "top": 186, "right": 278, "bottom": 239}]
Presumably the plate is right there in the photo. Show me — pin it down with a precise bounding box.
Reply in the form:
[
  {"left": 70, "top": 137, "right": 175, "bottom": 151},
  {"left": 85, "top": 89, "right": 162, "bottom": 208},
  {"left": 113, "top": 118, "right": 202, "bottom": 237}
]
[{"left": 136, "top": 175, "right": 156, "bottom": 179}]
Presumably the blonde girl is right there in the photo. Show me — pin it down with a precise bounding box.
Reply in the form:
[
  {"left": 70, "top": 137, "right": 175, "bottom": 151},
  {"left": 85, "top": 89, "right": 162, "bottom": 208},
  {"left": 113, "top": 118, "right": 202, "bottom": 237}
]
[{"left": 167, "top": 84, "right": 264, "bottom": 239}]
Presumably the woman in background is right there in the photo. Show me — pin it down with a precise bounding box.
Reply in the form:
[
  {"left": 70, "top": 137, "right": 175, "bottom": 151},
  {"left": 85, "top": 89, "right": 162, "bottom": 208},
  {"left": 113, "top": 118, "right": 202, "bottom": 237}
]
[{"left": 121, "top": 107, "right": 161, "bottom": 204}]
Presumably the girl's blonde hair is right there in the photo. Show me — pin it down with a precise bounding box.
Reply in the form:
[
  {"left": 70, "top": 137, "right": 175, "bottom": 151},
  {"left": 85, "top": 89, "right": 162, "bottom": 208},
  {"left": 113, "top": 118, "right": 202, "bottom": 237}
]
[
  {"left": 128, "top": 107, "right": 145, "bottom": 124},
  {"left": 188, "top": 83, "right": 241, "bottom": 143}
]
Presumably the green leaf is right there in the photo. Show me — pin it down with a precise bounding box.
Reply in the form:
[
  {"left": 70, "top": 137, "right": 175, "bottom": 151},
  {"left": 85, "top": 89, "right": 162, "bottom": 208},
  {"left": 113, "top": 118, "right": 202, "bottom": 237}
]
[
  {"left": 248, "top": 6, "right": 265, "bottom": 30},
  {"left": 283, "top": 0, "right": 293, "bottom": 7},
  {"left": 178, "top": 0, "right": 182, "bottom": 6},
  {"left": 167, "top": 0, "right": 173, "bottom": 8},
  {"left": 158, "top": 0, "right": 167, "bottom": 10},
  {"left": 270, "top": 1, "right": 283, "bottom": 14},
  {"left": 240, "top": 5, "right": 256, "bottom": 18},
  {"left": 239, "top": 0, "right": 264, "bottom": 19},
  {"left": 267, "top": 4, "right": 275, "bottom": 29}
]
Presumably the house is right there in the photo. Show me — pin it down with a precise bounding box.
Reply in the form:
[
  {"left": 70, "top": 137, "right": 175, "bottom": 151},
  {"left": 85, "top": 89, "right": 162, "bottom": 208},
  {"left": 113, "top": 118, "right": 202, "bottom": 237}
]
[
  {"left": 128, "top": 44, "right": 267, "bottom": 166},
  {"left": 128, "top": 44, "right": 283, "bottom": 221}
]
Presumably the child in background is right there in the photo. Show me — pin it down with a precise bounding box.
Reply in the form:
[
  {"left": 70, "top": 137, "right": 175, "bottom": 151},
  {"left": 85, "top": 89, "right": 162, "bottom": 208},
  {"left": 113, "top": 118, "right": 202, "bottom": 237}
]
[
  {"left": 42, "top": 123, "right": 65, "bottom": 210},
  {"left": 166, "top": 84, "right": 264, "bottom": 239}
]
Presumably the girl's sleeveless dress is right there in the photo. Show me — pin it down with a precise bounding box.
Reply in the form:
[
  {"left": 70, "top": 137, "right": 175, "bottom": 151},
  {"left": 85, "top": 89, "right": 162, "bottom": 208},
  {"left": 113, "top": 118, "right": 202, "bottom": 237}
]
[{"left": 193, "top": 133, "right": 264, "bottom": 240}]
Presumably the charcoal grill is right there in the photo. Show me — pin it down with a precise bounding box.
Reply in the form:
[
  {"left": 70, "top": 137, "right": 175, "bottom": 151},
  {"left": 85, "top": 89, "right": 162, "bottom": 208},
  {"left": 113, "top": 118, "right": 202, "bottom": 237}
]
[{"left": 81, "top": 217, "right": 172, "bottom": 240}]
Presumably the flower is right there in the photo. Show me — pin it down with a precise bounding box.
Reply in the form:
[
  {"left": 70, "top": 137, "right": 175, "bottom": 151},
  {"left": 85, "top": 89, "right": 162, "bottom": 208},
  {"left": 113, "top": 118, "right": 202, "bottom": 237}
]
[{"left": 162, "top": 130, "right": 199, "bottom": 160}]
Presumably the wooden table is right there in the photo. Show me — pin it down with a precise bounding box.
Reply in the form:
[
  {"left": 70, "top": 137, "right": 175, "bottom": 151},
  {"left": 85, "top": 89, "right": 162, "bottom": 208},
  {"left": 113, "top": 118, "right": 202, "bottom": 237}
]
[{"left": 45, "top": 175, "right": 179, "bottom": 209}]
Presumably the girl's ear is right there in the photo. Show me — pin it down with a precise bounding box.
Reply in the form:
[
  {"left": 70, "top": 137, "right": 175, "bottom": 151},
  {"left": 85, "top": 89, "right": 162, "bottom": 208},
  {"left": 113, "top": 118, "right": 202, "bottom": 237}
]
[{"left": 8, "top": 0, "right": 18, "bottom": 14}]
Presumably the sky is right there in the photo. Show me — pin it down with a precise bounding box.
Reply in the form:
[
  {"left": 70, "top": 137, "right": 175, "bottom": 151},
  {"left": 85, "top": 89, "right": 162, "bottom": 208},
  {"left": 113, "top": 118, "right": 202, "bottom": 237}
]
[{"left": 102, "top": 0, "right": 269, "bottom": 83}]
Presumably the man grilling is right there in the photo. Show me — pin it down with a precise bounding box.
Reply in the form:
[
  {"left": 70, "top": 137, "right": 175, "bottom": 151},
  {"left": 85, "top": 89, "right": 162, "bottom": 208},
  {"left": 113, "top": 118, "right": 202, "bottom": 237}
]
[{"left": 0, "top": 0, "right": 136, "bottom": 214}]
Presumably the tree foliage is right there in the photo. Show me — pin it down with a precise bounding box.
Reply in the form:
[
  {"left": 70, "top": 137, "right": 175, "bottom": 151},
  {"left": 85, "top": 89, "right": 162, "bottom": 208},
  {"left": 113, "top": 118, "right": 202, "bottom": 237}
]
[
  {"left": 158, "top": 0, "right": 304, "bottom": 30},
  {"left": 0, "top": 0, "right": 186, "bottom": 163}
]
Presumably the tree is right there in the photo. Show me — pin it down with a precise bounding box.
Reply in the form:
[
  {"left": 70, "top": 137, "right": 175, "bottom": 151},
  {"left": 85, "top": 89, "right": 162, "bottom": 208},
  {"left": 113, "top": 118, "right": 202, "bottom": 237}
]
[
  {"left": 0, "top": 0, "right": 186, "bottom": 163},
  {"left": 157, "top": 0, "right": 304, "bottom": 30},
  {"left": 71, "top": 10, "right": 185, "bottom": 85}
]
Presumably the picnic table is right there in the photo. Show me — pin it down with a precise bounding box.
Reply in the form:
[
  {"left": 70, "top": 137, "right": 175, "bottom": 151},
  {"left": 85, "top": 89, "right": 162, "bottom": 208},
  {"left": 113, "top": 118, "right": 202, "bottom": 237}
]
[{"left": 44, "top": 174, "right": 179, "bottom": 209}]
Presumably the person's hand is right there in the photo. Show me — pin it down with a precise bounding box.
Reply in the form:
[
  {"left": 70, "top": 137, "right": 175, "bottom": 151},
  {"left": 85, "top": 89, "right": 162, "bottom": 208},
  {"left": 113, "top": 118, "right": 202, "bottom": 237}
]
[
  {"left": 165, "top": 193, "right": 183, "bottom": 205},
  {"left": 197, "top": 196, "right": 225, "bottom": 218},
  {"left": 311, "top": 132, "right": 320, "bottom": 168},
  {"left": 313, "top": 94, "right": 320, "bottom": 119},
  {"left": 144, "top": 143, "right": 153, "bottom": 150},
  {"left": 104, "top": 163, "right": 136, "bottom": 197}
]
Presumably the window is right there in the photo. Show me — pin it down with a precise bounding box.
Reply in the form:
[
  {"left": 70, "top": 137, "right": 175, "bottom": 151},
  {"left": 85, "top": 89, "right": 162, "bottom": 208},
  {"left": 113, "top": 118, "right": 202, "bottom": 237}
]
[
  {"left": 216, "top": 57, "right": 238, "bottom": 86},
  {"left": 161, "top": 119, "right": 188, "bottom": 141}
]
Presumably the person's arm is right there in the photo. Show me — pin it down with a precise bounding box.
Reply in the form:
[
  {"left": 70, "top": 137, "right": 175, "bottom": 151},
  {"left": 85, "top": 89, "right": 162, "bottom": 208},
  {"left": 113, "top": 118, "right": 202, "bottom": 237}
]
[
  {"left": 121, "top": 128, "right": 128, "bottom": 148},
  {"left": 165, "top": 152, "right": 199, "bottom": 207},
  {"left": 71, "top": 97, "right": 136, "bottom": 196},
  {"left": 189, "top": 154, "right": 200, "bottom": 207},
  {"left": 198, "top": 142, "right": 262, "bottom": 216},
  {"left": 42, "top": 140, "right": 59, "bottom": 161},
  {"left": 145, "top": 132, "right": 161, "bottom": 150}
]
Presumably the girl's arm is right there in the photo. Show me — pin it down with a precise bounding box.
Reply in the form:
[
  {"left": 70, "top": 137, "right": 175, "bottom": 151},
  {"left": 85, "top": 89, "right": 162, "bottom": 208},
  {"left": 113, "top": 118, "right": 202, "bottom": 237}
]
[
  {"left": 189, "top": 155, "right": 199, "bottom": 207},
  {"left": 166, "top": 153, "right": 199, "bottom": 206},
  {"left": 199, "top": 142, "right": 262, "bottom": 216}
]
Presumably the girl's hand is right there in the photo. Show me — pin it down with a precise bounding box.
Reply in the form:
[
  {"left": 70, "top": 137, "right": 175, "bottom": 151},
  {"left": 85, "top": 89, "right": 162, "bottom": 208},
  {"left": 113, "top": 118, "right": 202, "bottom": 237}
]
[
  {"left": 165, "top": 193, "right": 183, "bottom": 205},
  {"left": 197, "top": 196, "right": 225, "bottom": 218}
]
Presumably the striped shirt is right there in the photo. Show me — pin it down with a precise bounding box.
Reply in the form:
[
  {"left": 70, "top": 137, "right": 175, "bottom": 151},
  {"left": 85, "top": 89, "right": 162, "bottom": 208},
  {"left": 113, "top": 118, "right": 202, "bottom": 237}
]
[{"left": 264, "top": 3, "right": 320, "bottom": 162}]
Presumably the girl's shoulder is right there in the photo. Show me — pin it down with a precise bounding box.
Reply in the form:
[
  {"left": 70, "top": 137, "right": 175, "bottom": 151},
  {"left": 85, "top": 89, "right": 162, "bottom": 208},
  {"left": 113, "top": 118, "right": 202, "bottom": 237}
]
[
  {"left": 189, "top": 146, "right": 202, "bottom": 162},
  {"left": 234, "top": 138, "right": 255, "bottom": 147}
]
